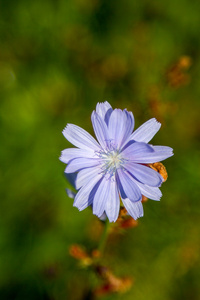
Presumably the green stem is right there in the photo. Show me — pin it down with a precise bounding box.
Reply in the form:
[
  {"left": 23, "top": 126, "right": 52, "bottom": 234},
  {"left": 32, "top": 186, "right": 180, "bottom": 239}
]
[{"left": 98, "top": 218, "right": 111, "bottom": 254}]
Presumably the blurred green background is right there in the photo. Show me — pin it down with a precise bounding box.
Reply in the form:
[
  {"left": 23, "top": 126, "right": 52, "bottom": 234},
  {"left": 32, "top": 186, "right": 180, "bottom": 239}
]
[{"left": 1, "top": 0, "right": 200, "bottom": 299}]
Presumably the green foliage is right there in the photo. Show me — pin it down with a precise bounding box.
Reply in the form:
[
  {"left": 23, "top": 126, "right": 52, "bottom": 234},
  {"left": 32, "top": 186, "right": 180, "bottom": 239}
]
[{"left": 1, "top": 0, "right": 200, "bottom": 299}]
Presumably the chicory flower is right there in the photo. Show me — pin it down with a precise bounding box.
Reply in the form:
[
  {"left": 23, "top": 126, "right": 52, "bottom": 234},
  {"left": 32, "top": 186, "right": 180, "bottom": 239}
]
[{"left": 60, "top": 102, "right": 173, "bottom": 222}]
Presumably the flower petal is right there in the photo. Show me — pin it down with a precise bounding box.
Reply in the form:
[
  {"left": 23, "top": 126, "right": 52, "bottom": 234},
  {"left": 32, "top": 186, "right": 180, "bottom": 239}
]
[
  {"left": 108, "top": 109, "right": 123, "bottom": 147},
  {"left": 76, "top": 166, "right": 100, "bottom": 189},
  {"left": 117, "top": 168, "right": 142, "bottom": 202},
  {"left": 64, "top": 173, "right": 77, "bottom": 188},
  {"left": 73, "top": 174, "right": 103, "bottom": 211},
  {"left": 66, "top": 188, "right": 76, "bottom": 199},
  {"left": 128, "top": 175, "right": 162, "bottom": 200},
  {"left": 122, "top": 141, "right": 154, "bottom": 158},
  {"left": 132, "top": 150, "right": 173, "bottom": 163},
  {"left": 136, "top": 181, "right": 162, "bottom": 201},
  {"left": 108, "top": 109, "right": 134, "bottom": 149},
  {"left": 99, "top": 212, "right": 107, "bottom": 221},
  {"left": 121, "top": 110, "right": 135, "bottom": 147},
  {"left": 60, "top": 148, "right": 96, "bottom": 164},
  {"left": 105, "top": 180, "right": 120, "bottom": 222},
  {"left": 91, "top": 111, "right": 110, "bottom": 148},
  {"left": 96, "top": 101, "right": 113, "bottom": 125},
  {"left": 122, "top": 142, "right": 173, "bottom": 163},
  {"left": 151, "top": 145, "right": 174, "bottom": 154},
  {"left": 65, "top": 157, "right": 100, "bottom": 173},
  {"left": 124, "top": 162, "right": 163, "bottom": 187},
  {"left": 130, "top": 118, "right": 161, "bottom": 143},
  {"left": 122, "top": 198, "right": 144, "bottom": 220},
  {"left": 93, "top": 177, "right": 112, "bottom": 218},
  {"left": 63, "top": 124, "right": 101, "bottom": 151}
]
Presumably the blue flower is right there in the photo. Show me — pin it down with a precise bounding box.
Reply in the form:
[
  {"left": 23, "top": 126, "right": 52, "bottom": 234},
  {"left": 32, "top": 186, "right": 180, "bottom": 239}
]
[{"left": 60, "top": 102, "right": 173, "bottom": 222}]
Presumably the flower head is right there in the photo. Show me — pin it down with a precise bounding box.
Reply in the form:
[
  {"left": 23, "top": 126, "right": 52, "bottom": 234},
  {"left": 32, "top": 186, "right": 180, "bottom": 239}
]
[{"left": 60, "top": 102, "right": 173, "bottom": 222}]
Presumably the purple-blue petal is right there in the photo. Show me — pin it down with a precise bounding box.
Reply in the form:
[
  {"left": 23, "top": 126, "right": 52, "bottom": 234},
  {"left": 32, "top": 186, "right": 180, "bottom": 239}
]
[
  {"left": 108, "top": 109, "right": 123, "bottom": 148},
  {"left": 141, "top": 186, "right": 162, "bottom": 201},
  {"left": 96, "top": 101, "right": 113, "bottom": 125},
  {"left": 151, "top": 145, "right": 174, "bottom": 154},
  {"left": 73, "top": 174, "right": 103, "bottom": 211},
  {"left": 130, "top": 118, "right": 161, "bottom": 143},
  {"left": 122, "top": 199, "right": 144, "bottom": 220},
  {"left": 128, "top": 176, "right": 162, "bottom": 200},
  {"left": 75, "top": 166, "right": 100, "bottom": 189},
  {"left": 63, "top": 124, "right": 101, "bottom": 151},
  {"left": 121, "top": 110, "right": 135, "bottom": 147},
  {"left": 65, "top": 157, "right": 100, "bottom": 173},
  {"left": 108, "top": 109, "right": 134, "bottom": 149},
  {"left": 66, "top": 188, "right": 76, "bottom": 199},
  {"left": 99, "top": 212, "right": 107, "bottom": 221},
  {"left": 93, "top": 177, "right": 111, "bottom": 218},
  {"left": 124, "top": 162, "right": 163, "bottom": 187},
  {"left": 105, "top": 180, "right": 120, "bottom": 222},
  {"left": 64, "top": 172, "right": 77, "bottom": 189},
  {"left": 91, "top": 111, "right": 110, "bottom": 148},
  {"left": 117, "top": 168, "right": 142, "bottom": 202},
  {"left": 122, "top": 142, "right": 173, "bottom": 163},
  {"left": 122, "top": 141, "right": 154, "bottom": 158},
  {"left": 60, "top": 148, "right": 96, "bottom": 164}
]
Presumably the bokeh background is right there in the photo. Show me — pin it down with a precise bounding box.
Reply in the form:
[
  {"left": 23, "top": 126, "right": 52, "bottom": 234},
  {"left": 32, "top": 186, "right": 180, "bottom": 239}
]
[{"left": 1, "top": 0, "right": 200, "bottom": 299}]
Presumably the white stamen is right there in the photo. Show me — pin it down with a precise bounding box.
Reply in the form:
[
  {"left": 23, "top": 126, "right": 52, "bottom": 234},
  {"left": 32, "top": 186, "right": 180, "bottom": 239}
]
[{"left": 96, "top": 148, "right": 126, "bottom": 178}]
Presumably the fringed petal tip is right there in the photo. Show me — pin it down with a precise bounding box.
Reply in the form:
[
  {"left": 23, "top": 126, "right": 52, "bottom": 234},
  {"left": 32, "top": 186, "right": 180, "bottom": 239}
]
[
  {"left": 122, "top": 199, "right": 144, "bottom": 220},
  {"left": 130, "top": 118, "right": 161, "bottom": 143},
  {"left": 62, "top": 123, "right": 101, "bottom": 151},
  {"left": 96, "top": 101, "right": 112, "bottom": 111},
  {"left": 152, "top": 145, "right": 174, "bottom": 158},
  {"left": 73, "top": 200, "right": 86, "bottom": 212},
  {"left": 152, "top": 118, "right": 161, "bottom": 126},
  {"left": 95, "top": 101, "right": 113, "bottom": 126},
  {"left": 62, "top": 123, "right": 72, "bottom": 139}
]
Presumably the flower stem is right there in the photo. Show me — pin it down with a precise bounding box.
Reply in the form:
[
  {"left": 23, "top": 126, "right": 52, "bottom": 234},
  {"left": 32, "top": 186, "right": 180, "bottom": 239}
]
[{"left": 98, "top": 219, "right": 111, "bottom": 254}]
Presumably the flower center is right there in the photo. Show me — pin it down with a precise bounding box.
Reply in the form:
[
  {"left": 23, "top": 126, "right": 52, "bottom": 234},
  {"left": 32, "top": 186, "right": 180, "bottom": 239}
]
[
  {"left": 107, "top": 151, "right": 121, "bottom": 168},
  {"left": 97, "top": 149, "right": 125, "bottom": 178}
]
